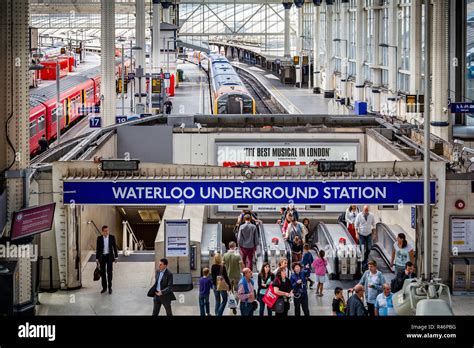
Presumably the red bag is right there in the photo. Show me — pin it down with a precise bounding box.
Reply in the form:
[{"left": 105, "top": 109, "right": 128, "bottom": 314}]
[{"left": 262, "top": 281, "right": 279, "bottom": 308}]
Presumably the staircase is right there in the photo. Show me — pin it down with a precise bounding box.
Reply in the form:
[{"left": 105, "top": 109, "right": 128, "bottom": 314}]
[{"left": 122, "top": 220, "right": 146, "bottom": 255}]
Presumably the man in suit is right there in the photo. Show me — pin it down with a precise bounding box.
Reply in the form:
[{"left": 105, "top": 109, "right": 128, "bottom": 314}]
[
  {"left": 96, "top": 225, "right": 118, "bottom": 294},
  {"left": 152, "top": 258, "right": 176, "bottom": 316},
  {"left": 391, "top": 261, "right": 417, "bottom": 293}
]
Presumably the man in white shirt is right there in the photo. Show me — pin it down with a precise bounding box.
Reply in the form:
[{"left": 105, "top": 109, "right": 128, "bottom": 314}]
[
  {"left": 354, "top": 205, "right": 376, "bottom": 270},
  {"left": 96, "top": 226, "right": 118, "bottom": 294}
]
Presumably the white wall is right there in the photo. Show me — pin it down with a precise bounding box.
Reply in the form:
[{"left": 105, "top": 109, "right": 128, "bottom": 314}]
[
  {"left": 366, "top": 132, "right": 405, "bottom": 162},
  {"left": 79, "top": 205, "right": 123, "bottom": 265}
]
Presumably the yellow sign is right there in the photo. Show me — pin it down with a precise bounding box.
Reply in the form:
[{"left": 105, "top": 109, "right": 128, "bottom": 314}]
[
  {"left": 293, "top": 56, "right": 299, "bottom": 65},
  {"left": 152, "top": 78, "right": 161, "bottom": 94},
  {"left": 303, "top": 56, "right": 308, "bottom": 65}
]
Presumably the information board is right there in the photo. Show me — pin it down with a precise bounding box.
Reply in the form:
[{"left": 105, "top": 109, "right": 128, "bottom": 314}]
[
  {"left": 451, "top": 216, "right": 474, "bottom": 253},
  {"left": 10, "top": 203, "right": 56, "bottom": 241},
  {"left": 164, "top": 219, "right": 189, "bottom": 257}
]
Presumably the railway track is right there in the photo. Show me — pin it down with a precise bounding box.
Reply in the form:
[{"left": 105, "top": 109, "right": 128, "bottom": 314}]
[{"left": 236, "top": 69, "right": 280, "bottom": 114}]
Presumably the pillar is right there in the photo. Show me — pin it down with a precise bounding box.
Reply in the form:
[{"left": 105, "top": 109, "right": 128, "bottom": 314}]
[
  {"left": 431, "top": 0, "right": 450, "bottom": 141},
  {"left": 313, "top": 1, "right": 322, "bottom": 93},
  {"left": 283, "top": 2, "right": 293, "bottom": 58},
  {"left": 340, "top": 0, "right": 349, "bottom": 103},
  {"left": 152, "top": 0, "right": 161, "bottom": 72},
  {"left": 0, "top": 0, "right": 34, "bottom": 305},
  {"left": 296, "top": 3, "right": 304, "bottom": 87},
  {"left": 135, "top": 0, "right": 146, "bottom": 107},
  {"left": 162, "top": 1, "right": 171, "bottom": 23},
  {"left": 324, "top": 1, "right": 334, "bottom": 98},
  {"left": 371, "top": 5, "right": 381, "bottom": 113},
  {"left": 409, "top": 0, "right": 422, "bottom": 94},
  {"left": 101, "top": 0, "right": 116, "bottom": 126},
  {"left": 355, "top": 0, "right": 365, "bottom": 101},
  {"left": 388, "top": 0, "right": 398, "bottom": 102}
]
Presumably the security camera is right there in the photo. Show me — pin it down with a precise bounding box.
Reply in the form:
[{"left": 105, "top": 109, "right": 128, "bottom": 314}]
[
  {"left": 454, "top": 139, "right": 464, "bottom": 145},
  {"left": 244, "top": 169, "right": 254, "bottom": 179},
  {"left": 442, "top": 107, "right": 448, "bottom": 113},
  {"left": 462, "top": 147, "right": 474, "bottom": 155},
  {"left": 470, "top": 157, "right": 474, "bottom": 163},
  {"left": 179, "top": 123, "right": 186, "bottom": 129},
  {"left": 196, "top": 123, "right": 202, "bottom": 130}
]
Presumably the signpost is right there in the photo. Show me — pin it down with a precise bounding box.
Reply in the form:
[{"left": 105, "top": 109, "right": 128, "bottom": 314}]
[
  {"left": 115, "top": 116, "right": 128, "bottom": 124},
  {"left": 10, "top": 203, "right": 56, "bottom": 241},
  {"left": 89, "top": 116, "right": 102, "bottom": 128}
]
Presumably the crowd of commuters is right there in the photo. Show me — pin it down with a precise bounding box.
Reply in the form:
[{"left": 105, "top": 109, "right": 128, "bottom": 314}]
[{"left": 192, "top": 204, "right": 416, "bottom": 316}]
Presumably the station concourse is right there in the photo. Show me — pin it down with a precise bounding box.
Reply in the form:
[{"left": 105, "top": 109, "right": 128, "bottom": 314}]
[{"left": 1, "top": 0, "right": 474, "bottom": 323}]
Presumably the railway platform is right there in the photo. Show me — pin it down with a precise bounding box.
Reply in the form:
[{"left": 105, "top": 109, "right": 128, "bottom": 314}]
[{"left": 232, "top": 62, "right": 329, "bottom": 115}]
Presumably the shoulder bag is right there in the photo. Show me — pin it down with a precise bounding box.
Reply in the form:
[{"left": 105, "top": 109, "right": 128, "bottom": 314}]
[
  {"left": 93, "top": 266, "right": 101, "bottom": 281},
  {"left": 216, "top": 265, "right": 229, "bottom": 292}
]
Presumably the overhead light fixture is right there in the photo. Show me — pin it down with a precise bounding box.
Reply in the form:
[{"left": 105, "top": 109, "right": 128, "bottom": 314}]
[{"left": 138, "top": 210, "right": 161, "bottom": 222}]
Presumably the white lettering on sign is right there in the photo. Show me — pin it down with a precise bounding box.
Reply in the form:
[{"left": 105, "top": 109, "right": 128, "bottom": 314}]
[
  {"left": 216, "top": 143, "right": 358, "bottom": 167},
  {"left": 110, "top": 185, "right": 389, "bottom": 202}
]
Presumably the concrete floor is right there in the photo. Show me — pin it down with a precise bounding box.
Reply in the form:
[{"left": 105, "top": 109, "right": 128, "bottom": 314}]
[{"left": 36, "top": 255, "right": 474, "bottom": 316}]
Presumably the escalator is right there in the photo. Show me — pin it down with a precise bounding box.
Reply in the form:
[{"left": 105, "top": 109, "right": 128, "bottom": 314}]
[
  {"left": 259, "top": 224, "right": 292, "bottom": 273},
  {"left": 201, "top": 222, "right": 224, "bottom": 269},
  {"left": 371, "top": 223, "right": 414, "bottom": 274},
  {"left": 311, "top": 222, "right": 361, "bottom": 280}
]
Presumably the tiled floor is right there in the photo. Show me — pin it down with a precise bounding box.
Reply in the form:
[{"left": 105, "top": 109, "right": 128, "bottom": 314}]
[{"left": 36, "top": 258, "right": 473, "bottom": 316}]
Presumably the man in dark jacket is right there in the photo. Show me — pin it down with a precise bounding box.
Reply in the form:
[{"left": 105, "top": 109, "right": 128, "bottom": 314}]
[
  {"left": 391, "top": 261, "right": 416, "bottom": 293},
  {"left": 38, "top": 134, "right": 49, "bottom": 153},
  {"left": 346, "top": 284, "right": 368, "bottom": 316},
  {"left": 96, "top": 225, "right": 118, "bottom": 294},
  {"left": 152, "top": 258, "right": 176, "bottom": 316}
]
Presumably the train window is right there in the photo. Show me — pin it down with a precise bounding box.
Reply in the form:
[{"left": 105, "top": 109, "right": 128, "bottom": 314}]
[
  {"left": 37, "top": 116, "right": 45, "bottom": 131},
  {"left": 29, "top": 121, "right": 37, "bottom": 138},
  {"left": 51, "top": 108, "right": 57, "bottom": 123},
  {"left": 86, "top": 88, "right": 94, "bottom": 102},
  {"left": 242, "top": 96, "right": 253, "bottom": 114}
]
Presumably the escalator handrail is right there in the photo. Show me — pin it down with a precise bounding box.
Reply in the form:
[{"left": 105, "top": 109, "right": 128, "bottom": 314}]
[
  {"left": 376, "top": 222, "right": 398, "bottom": 242},
  {"left": 315, "top": 221, "right": 337, "bottom": 251},
  {"left": 258, "top": 224, "right": 268, "bottom": 263}
]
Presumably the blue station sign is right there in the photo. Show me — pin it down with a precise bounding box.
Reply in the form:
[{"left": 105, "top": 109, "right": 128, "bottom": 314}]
[
  {"left": 450, "top": 102, "right": 474, "bottom": 113},
  {"left": 63, "top": 180, "right": 436, "bottom": 206}
]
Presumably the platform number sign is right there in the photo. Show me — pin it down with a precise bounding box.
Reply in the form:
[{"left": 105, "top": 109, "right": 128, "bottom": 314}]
[
  {"left": 89, "top": 116, "right": 102, "bottom": 128},
  {"left": 116, "top": 116, "right": 128, "bottom": 124}
]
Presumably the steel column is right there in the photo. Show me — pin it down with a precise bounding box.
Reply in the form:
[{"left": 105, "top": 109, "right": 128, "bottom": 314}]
[
  {"left": 135, "top": 0, "right": 146, "bottom": 104},
  {"left": 153, "top": 0, "right": 162, "bottom": 72},
  {"left": 100, "top": 0, "right": 116, "bottom": 126}
]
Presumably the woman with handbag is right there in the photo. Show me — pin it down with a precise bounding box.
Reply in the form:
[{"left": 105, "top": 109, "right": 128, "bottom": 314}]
[
  {"left": 211, "top": 253, "right": 231, "bottom": 316},
  {"left": 257, "top": 262, "right": 275, "bottom": 316},
  {"left": 271, "top": 267, "right": 293, "bottom": 317}
]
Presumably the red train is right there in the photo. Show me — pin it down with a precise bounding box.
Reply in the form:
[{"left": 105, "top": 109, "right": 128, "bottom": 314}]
[{"left": 29, "top": 58, "right": 130, "bottom": 156}]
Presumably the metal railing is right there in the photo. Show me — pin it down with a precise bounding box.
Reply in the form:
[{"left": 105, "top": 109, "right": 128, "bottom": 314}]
[
  {"left": 87, "top": 220, "right": 102, "bottom": 237},
  {"left": 122, "top": 220, "right": 144, "bottom": 254}
]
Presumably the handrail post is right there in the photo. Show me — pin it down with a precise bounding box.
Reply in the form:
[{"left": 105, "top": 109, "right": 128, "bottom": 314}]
[
  {"left": 122, "top": 221, "right": 127, "bottom": 252},
  {"left": 127, "top": 222, "right": 133, "bottom": 251}
]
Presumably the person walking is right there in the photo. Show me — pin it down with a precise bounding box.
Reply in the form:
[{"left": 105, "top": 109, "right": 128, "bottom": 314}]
[
  {"left": 312, "top": 249, "right": 328, "bottom": 297},
  {"left": 211, "top": 253, "right": 231, "bottom": 316},
  {"left": 358, "top": 260, "right": 385, "bottom": 316},
  {"left": 271, "top": 267, "right": 293, "bottom": 317},
  {"left": 152, "top": 258, "right": 176, "bottom": 316},
  {"left": 332, "top": 287, "right": 346, "bottom": 316},
  {"left": 257, "top": 262, "right": 274, "bottom": 316},
  {"left": 354, "top": 205, "right": 376, "bottom": 270},
  {"left": 290, "top": 263, "right": 310, "bottom": 316},
  {"left": 375, "top": 283, "right": 396, "bottom": 316},
  {"left": 223, "top": 241, "right": 243, "bottom": 292},
  {"left": 38, "top": 134, "right": 49, "bottom": 153},
  {"left": 198, "top": 267, "right": 212, "bottom": 316},
  {"left": 96, "top": 225, "right": 118, "bottom": 294},
  {"left": 237, "top": 214, "right": 259, "bottom": 270},
  {"left": 390, "top": 233, "right": 415, "bottom": 274},
  {"left": 237, "top": 268, "right": 256, "bottom": 316},
  {"left": 301, "top": 243, "right": 315, "bottom": 288},
  {"left": 163, "top": 100, "right": 173, "bottom": 115},
  {"left": 346, "top": 284, "right": 368, "bottom": 316},
  {"left": 345, "top": 205, "right": 359, "bottom": 244}
]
